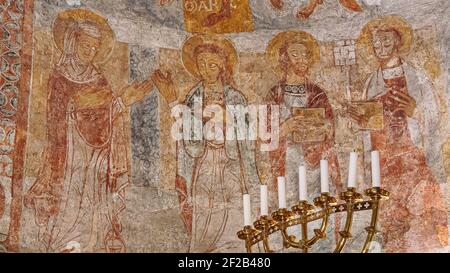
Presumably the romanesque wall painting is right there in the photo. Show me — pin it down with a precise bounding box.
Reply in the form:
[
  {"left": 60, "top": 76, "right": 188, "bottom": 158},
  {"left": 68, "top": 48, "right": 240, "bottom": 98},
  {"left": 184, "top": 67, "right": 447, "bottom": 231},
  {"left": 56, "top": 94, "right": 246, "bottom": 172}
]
[
  {"left": 0, "top": 0, "right": 449, "bottom": 253},
  {"left": 182, "top": 0, "right": 254, "bottom": 33}
]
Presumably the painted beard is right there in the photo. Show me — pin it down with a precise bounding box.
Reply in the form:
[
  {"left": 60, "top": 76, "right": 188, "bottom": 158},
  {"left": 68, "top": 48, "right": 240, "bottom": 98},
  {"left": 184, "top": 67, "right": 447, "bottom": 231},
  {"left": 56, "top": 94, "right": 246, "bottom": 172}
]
[{"left": 290, "top": 61, "right": 309, "bottom": 76}]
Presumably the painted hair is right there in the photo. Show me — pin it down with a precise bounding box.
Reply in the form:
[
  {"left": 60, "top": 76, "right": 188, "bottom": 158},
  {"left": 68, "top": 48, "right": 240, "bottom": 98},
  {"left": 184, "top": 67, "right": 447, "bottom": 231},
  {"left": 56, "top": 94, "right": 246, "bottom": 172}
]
[
  {"left": 370, "top": 26, "right": 403, "bottom": 49},
  {"left": 278, "top": 41, "right": 311, "bottom": 80},
  {"left": 193, "top": 43, "right": 235, "bottom": 86}
]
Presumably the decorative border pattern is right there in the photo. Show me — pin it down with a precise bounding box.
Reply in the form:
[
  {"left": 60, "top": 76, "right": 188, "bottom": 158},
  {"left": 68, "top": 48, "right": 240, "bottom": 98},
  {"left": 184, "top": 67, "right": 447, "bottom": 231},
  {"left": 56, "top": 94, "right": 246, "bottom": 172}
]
[{"left": 0, "top": 0, "right": 34, "bottom": 252}]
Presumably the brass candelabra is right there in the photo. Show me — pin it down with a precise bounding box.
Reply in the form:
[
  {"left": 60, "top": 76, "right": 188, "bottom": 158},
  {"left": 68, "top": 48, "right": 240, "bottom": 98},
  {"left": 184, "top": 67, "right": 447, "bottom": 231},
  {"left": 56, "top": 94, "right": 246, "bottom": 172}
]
[{"left": 237, "top": 187, "right": 389, "bottom": 253}]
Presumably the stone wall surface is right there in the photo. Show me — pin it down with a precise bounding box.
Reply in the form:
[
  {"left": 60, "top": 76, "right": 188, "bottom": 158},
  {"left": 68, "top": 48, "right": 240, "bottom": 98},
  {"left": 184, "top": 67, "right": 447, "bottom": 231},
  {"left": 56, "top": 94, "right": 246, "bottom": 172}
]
[{"left": 0, "top": 0, "right": 449, "bottom": 253}]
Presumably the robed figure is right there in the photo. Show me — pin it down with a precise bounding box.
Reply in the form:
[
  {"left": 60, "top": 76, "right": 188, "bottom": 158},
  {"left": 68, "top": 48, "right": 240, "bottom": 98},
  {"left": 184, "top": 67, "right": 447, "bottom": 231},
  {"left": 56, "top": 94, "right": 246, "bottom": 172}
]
[
  {"left": 351, "top": 16, "right": 449, "bottom": 252},
  {"left": 153, "top": 34, "right": 261, "bottom": 253},
  {"left": 24, "top": 9, "right": 153, "bottom": 253}
]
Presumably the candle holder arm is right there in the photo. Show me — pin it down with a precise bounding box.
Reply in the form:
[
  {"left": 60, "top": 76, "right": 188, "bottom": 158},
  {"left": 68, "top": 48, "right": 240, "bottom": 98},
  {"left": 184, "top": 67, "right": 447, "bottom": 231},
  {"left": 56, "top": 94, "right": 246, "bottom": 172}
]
[
  {"left": 254, "top": 216, "right": 277, "bottom": 253},
  {"left": 237, "top": 226, "right": 259, "bottom": 253},
  {"left": 306, "top": 194, "right": 337, "bottom": 247},
  {"left": 280, "top": 228, "right": 303, "bottom": 249},
  {"left": 361, "top": 188, "right": 389, "bottom": 253},
  {"left": 334, "top": 188, "right": 362, "bottom": 253},
  {"left": 306, "top": 209, "right": 329, "bottom": 247},
  {"left": 272, "top": 208, "right": 307, "bottom": 250}
]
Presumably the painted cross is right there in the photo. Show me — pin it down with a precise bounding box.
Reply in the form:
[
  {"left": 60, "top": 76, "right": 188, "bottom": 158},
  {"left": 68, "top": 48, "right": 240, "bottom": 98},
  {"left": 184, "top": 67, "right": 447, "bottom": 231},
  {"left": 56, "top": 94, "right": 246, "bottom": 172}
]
[
  {"left": 333, "top": 39, "right": 357, "bottom": 106},
  {"left": 333, "top": 39, "right": 356, "bottom": 66}
]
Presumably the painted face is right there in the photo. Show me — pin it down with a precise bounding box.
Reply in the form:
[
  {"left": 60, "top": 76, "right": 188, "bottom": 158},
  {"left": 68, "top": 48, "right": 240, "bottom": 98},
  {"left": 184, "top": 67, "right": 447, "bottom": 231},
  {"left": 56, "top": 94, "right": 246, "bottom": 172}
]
[
  {"left": 371, "top": 30, "right": 399, "bottom": 61},
  {"left": 75, "top": 32, "right": 101, "bottom": 64},
  {"left": 286, "top": 43, "right": 311, "bottom": 75},
  {"left": 196, "top": 52, "right": 223, "bottom": 84}
]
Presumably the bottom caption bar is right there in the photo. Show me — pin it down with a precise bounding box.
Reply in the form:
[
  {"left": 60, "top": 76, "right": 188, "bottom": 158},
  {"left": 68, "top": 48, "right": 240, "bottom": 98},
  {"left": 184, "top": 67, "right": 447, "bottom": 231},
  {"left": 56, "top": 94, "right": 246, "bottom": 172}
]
[{"left": 177, "top": 256, "right": 272, "bottom": 272}]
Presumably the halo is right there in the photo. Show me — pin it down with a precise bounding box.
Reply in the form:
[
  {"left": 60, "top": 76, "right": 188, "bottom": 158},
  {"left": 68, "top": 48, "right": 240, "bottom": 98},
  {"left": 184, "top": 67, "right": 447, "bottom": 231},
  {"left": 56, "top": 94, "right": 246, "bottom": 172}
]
[
  {"left": 181, "top": 34, "right": 238, "bottom": 80},
  {"left": 266, "top": 30, "right": 321, "bottom": 77},
  {"left": 53, "top": 8, "right": 115, "bottom": 64},
  {"left": 357, "top": 15, "right": 413, "bottom": 58}
]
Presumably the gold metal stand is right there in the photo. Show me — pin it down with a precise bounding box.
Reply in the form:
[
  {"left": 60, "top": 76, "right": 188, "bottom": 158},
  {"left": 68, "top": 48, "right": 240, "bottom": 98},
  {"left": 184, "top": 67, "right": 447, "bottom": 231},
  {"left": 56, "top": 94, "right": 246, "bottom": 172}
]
[{"left": 237, "top": 187, "right": 390, "bottom": 253}]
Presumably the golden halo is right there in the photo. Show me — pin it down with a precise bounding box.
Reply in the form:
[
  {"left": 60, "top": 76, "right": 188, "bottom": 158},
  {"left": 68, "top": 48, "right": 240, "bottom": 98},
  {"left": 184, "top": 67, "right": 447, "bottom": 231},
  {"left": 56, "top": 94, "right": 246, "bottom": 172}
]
[
  {"left": 181, "top": 34, "right": 238, "bottom": 80},
  {"left": 357, "top": 15, "right": 413, "bottom": 58},
  {"left": 266, "top": 30, "right": 321, "bottom": 77},
  {"left": 53, "top": 8, "right": 115, "bottom": 64}
]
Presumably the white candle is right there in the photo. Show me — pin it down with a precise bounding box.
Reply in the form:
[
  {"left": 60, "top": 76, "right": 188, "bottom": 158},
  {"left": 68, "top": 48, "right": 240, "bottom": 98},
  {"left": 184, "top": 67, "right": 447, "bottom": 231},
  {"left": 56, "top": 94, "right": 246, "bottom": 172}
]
[
  {"left": 260, "top": 185, "right": 268, "bottom": 216},
  {"left": 277, "top": 177, "right": 287, "bottom": 209},
  {"left": 320, "top": 160, "right": 329, "bottom": 193},
  {"left": 243, "top": 194, "right": 252, "bottom": 226},
  {"left": 371, "top": 151, "right": 381, "bottom": 188},
  {"left": 298, "top": 166, "right": 307, "bottom": 201},
  {"left": 348, "top": 152, "right": 358, "bottom": 188}
]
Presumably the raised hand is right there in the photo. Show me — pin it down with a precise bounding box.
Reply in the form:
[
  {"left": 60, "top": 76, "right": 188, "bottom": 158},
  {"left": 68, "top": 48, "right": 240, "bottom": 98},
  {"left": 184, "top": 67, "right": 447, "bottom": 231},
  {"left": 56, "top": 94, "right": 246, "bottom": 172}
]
[
  {"left": 152, "top": 69, "right": 177, "bottom": 105},
  {"left": 297, "top": 0, "right": 323, "bottom": 20},
  {"left": 120, "top": 76, "right": 154, "bottom": 107}
]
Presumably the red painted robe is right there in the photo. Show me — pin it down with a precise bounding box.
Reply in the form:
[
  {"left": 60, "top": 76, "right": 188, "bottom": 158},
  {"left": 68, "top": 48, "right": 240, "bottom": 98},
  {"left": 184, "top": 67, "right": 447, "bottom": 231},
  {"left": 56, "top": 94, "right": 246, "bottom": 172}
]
[
  {"left": 369, "top": 72, "right": 448, "bottom": 252},
  {"left": 24, "top": 70, "right": 129, "bottom": 252},
  {"left": 264, "top": 81, "right": 343, "bottom": 247},
  {"left": 265, "top": 81, "right": 342, "bottom": 193}
]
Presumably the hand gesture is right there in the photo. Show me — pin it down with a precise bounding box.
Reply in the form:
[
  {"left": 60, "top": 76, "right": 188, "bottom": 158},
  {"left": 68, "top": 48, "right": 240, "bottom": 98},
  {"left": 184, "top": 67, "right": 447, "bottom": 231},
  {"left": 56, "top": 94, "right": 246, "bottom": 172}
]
[
  {"left": 296, "top": 0, "right": 323, "bottom": 20},
  {"left": 152, "top": 70, "right": 177, "bottom": 105},
  {"left": 280, "top": 115, "right": 301, "bottom": 138},
  {"left": 388, "top": 90, "right": 417, "bottom": 117},
  {"left": 119, "top": 77, "right": 153, "bottom": 107},
  {"left": 347, "top": 103, "right": 368, "bottom": 125}
]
